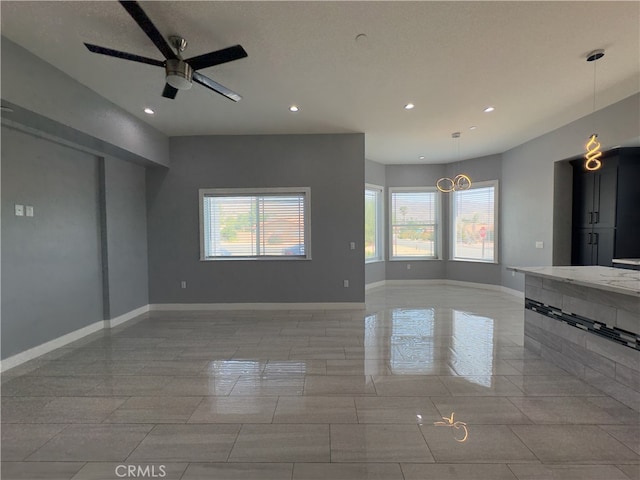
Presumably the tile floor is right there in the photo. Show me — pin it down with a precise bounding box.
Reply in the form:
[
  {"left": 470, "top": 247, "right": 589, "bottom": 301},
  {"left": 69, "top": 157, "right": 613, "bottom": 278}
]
[{"left": 1, "top": 285, "right": 639, "bottom": 479}]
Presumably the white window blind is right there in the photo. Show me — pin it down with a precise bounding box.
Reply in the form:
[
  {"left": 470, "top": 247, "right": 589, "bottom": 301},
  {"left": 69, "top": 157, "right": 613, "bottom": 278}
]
[
  {"left": 365, "top": 186, "right": 383, "bottom": 262},
  {"left": 451, "top": 183, "right": 496, "bottom": 262},
  {"left": 390, "top": 189, "right": 438, "bottom": 258},
  {"left": 200, "top": 188, "right": 310, "bottom": 259}
]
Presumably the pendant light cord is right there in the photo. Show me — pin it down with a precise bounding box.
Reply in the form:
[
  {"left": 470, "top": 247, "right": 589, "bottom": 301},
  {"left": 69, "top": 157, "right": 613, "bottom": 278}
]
[{"left": 592, "top": 59, "right": 597, "bottom": 132}]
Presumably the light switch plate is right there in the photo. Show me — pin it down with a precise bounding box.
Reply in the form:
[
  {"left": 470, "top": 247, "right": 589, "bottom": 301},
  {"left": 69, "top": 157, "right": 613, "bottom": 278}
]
[
  {"left": 25, "top": 205, "right": 34, "bottom": 217},
  {"left": 349, "top": 242, "right": 356, "bottom": 250},
  {"left": 15, "top": 204, "right": 24, "bottom": 216},
  {"left": 535, "top": 241, "right": 544, "bottom": 249}
]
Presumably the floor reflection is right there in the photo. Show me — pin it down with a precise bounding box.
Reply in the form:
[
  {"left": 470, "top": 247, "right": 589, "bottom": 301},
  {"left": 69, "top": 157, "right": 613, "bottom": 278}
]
[
  {"left": 389, "top": 308, "right": 435, "bottom": 375},
  {"left": 451, "top": 310, "right": 494, "bottom": 386},
  {"left": 366, "top": 307, "right": 496, "bottom": 384}
]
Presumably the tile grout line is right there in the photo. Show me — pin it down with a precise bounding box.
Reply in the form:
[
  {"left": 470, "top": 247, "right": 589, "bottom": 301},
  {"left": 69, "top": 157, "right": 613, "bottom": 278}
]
[
  {"left": 122, "top": 423, "right": 157, "bottom": 463},
  {"left": 505, "top": 424, "right": 545, "bottom": 465},
  {"left": 224, "top": 423, "right": 243, "bottom": 462}
]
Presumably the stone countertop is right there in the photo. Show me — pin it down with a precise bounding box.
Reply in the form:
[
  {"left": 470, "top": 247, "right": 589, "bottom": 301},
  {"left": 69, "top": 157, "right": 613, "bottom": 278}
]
[
  {"left": 613, "top": 258, "right": 640, "bottom": 266},
  {"left": 508, "top": 265, "right": 640, "bottom": 297}
]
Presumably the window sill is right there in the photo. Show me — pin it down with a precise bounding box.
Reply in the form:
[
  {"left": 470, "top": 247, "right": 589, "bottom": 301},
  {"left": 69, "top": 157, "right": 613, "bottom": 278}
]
[
  {"left": 449, "top": 258, "right": 499, "bottom": 265},
  {"left": 201, "top": 256, "right": 312, "bottom": 261},
  {"left": 389, "top": 258, "right": 442, "bottom": 262},
  {"left": 365, "top": 259, "right": 385, "bottom": 265}
]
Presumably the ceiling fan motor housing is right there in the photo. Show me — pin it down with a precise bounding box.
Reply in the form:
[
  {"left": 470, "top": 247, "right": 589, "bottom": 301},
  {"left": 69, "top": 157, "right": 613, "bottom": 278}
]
[{"left": 166, "top": 59, "right": 193, "bottom": 90}]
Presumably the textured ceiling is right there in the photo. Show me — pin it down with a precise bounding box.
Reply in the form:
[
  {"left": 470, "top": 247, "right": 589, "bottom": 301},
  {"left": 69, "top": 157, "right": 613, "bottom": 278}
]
[{"left": 1, "top": 1, "right": 639, "bottom": 164}]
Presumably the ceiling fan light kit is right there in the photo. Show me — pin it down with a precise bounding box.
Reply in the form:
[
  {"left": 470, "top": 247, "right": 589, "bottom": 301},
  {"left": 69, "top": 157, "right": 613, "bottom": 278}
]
[
  {"left": 165, "top": 58, "right": 193, "bottom": 90},
  {"left": 84, "top": 0, "right": 247, "bottom": 101}
]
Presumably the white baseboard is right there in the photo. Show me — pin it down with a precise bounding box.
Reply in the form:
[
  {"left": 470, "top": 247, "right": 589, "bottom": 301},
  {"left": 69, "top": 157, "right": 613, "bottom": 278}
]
[
  {"left": 1, "top": 305, "right": 149, "bottom": 373},
  {"left": 150, "top": 302, "right": 365, "bottom": 311},
  {"left": 365, "top": 279, "right": 524, "bottom": 299},
  {"left": 365, "top": 280, "right": 386, "bottom": 291},
  {"left": 500, "top": 286, "right": 525, "bottom": 299},
  {"left": 0, "top": 320, "right": 104, "bottom": 372},
  {"left": 105, "top": 304, "right": 150, "bottom": 328},
  {"left": 445, "top": 279, "right": 524, "bottom": 298},
  {"left": 383, "top": 279, "right": 445, "bottom": 287}
]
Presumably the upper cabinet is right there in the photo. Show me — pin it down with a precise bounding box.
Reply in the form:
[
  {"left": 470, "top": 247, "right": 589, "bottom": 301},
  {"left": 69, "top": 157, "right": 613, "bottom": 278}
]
[
  {"left": 571, "top": 148, "right": 640, "bottom": 266},
  {"left": 572, "top": 157, "right": 617, "bottom": 229}
]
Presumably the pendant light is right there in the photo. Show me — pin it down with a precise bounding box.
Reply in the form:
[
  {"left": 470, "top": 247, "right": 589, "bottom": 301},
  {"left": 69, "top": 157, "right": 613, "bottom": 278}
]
[
  {"left": 584, "top": 49, "right": 604, "bottom": 171},
  {"left": 436, "top": 132, "right": 472, "bottom": 193}
]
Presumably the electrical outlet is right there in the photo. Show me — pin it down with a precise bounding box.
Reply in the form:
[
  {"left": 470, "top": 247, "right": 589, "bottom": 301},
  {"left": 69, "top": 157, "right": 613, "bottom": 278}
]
[
  {"left": 181, "top": 281, "right": 187, "bottom": 289},
  {"left": 407, "top": 264, "right": 411, "bottom": 270},
  {"left": 535, "top": 241, "right": 544, "bottom": 249},
  {"left": 343, "top": 280, "right": 349, "bottom": 288},
  {"left": 349, "top": 241, "right": 356, "bottom": 250}
]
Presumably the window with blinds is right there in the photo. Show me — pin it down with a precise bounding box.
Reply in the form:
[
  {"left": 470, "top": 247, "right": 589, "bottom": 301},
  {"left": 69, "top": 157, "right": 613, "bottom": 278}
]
[
  {"left": 451, "top": 181, "right": 497, "bottom": 262},
  {"left": 389, "top": 188, "right": 439, "bottom": 259},
  {"left": 200, "top": 188, "right": 310, "bottom": 260},
  {"left": 365, "top": 185, "right": 384, "bottom": 262}
]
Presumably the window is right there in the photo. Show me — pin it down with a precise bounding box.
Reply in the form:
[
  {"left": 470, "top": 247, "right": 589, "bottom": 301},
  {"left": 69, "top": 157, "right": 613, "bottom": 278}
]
[
  {"left": 389, "top": 188, "right": 439, "bottom": 259},
  {"left": 199, "top": 187, "right": 311, "bottom": 260},
  {"left": 365, "top": 185, "right": 384, "bottom": 262},
  {"left": 451, "top": 180, "right": 498, "bottom": 262}
]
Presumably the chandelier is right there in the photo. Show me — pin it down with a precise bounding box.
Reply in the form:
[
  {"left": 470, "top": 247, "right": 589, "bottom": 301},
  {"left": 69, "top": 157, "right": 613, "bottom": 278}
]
[{"left": 436, "top": 132, "right": 472, "bottom": 193}]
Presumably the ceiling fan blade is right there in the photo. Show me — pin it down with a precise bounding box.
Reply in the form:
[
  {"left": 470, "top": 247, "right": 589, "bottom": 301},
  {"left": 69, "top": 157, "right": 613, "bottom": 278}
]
[
  {"left": 84, "top": 43, "right": 165, "bottom": 67},
  {"left": 162, "top": 83, "right": 179, "bottom": 99},
  {"left": 119, "top": 0, "right": 177, "bottom": 60},
  {"left": 192, "top": 71, "right": 242, "bottom": 102},
  {"left": 185, "top": 45, "right": 248, "bottom": 71}
]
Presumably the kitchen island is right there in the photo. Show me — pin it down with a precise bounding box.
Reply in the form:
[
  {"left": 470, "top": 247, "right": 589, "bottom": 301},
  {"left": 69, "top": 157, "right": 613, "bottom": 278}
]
[{"left": 509, "top": 266, "right": 639, "bottom": 411}]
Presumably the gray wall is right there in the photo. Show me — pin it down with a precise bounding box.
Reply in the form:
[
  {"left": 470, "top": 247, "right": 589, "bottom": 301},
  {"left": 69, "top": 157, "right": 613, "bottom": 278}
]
[
  {"left": 365, "top": 159, "right": 386, "bottom": 285},
  {"left": 385, "top": 164, "right": 447, "bottom": 281},
  {"left": 1, "top": 126, "right": 103, "bottom": 359},
  {"left": 502, "top": 93, "right": 640, "bottom": 291},
  {"left": 365, "top": 159, "right": 386, "bottom": 186},
  {"left": 378, "top": 155, "right": 503, "bottom": 285},
  {"left": 444, "top": 154, "right": 502, "bottom": 285},
  {"left": 1, "top": 37, "right": 169, "bottom": 167},
  {"left": 103, "top": 157, "right": 149, "bottom": 318},
  {"left": 147, "top": 134, "right": 365, "bottom": 304},
  {"left": 1, "top": 126, "right": 151, "bottom": 359}
]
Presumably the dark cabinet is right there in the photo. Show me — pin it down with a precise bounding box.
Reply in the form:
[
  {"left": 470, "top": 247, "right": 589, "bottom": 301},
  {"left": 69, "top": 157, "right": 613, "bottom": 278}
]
[
  {"left": 573, "top": 228, "right": 594, "bottom": 265},
  {"left": 572, "top": 157, "right": 617, "bottom": 229},
  {"left": 571, "top": 148, "right": 640, "bottom": 266},
  {"left": 573, "top": 228, "right": 615, "bottom": 266}
]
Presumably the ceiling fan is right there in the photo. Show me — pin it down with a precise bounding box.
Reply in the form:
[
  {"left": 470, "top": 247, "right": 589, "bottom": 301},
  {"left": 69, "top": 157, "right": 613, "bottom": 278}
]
[{"left": 84, "top": 0, "right": 247, "bottom": 101}]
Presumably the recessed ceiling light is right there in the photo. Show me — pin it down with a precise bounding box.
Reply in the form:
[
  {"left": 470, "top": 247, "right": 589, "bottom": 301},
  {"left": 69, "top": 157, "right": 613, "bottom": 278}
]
[
  {"left": 144, "top": 107, "right": 155, "bottom": 115},
  {"left": 483, "top": 106, "right": 495, "bottom": 113},
  {"left": 469, "top": 125, "right": 477, "bottom": 130},
  {"left": 404, "top": 103, "right": 415, "bottom": 110},
  {"left": 419, "top": 155, "right": 425, "bottom": 160},
  {"left": 289, "top": 105, "right": 299, "bottom": 112}
]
